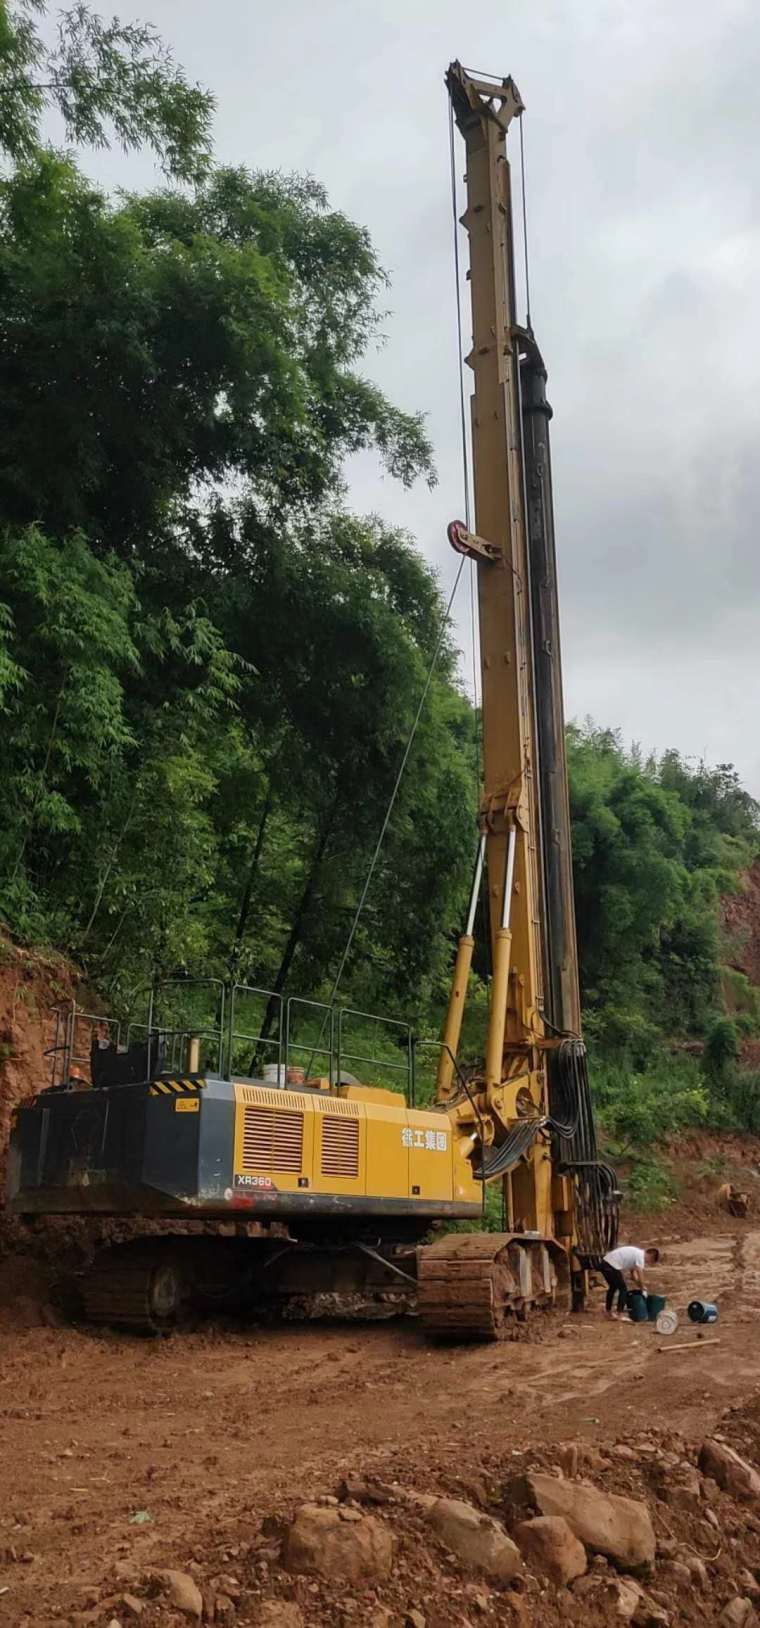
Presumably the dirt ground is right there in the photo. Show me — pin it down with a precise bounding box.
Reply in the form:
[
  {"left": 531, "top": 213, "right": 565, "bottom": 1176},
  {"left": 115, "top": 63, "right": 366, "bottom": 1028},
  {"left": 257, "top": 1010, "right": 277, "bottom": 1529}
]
[
  {"left": 4, "top": 944, "right": 760, "bottom": 1625},
  {"left": 1, "top": 1213, "right": 760, "bottom": 1627}
]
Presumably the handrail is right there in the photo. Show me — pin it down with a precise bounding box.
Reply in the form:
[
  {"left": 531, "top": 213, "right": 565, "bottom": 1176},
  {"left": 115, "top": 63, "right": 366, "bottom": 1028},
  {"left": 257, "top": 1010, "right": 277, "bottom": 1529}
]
[
  {"left": 335, "top": 1005, "right": 412, "bottom": 1099},
  {"left": 285, "top": 997, "right": 336, "bottom": 1084},
  {"left": 228, "top": 982, "right": 283, "bottom": 1079},
  {"left": 46, "top": 982, "right": 418, "bottom": 1097},
  {"left": 147, "top": 977, "right": 226, "bottom": 1076}
]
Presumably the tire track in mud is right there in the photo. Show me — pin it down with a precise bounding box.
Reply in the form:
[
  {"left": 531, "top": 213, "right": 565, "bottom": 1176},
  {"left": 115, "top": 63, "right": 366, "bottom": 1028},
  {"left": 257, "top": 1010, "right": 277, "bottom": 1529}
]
[{"left": 452, "top": 1230, "right": 752, "bottom": 1420}]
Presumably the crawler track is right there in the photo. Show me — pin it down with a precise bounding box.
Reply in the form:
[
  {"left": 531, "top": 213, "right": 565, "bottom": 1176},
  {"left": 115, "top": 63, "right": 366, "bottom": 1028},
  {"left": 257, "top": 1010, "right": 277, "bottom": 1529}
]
[
  {"left": 81, "top": 1245, "right": 187, "bottom": 1334},
  {"left": 416, "top": 1230, "right": 558, "bottom": 1339}
]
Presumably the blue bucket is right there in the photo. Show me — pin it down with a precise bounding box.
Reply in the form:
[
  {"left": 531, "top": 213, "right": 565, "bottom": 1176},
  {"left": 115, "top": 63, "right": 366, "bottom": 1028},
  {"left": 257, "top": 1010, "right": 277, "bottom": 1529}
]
[
  {"left": 687, "top": 1300, "right": 719, "bottom": 1324},
  {"left": 628, "top": 1290, "right": 649, "bottom": 1323}
]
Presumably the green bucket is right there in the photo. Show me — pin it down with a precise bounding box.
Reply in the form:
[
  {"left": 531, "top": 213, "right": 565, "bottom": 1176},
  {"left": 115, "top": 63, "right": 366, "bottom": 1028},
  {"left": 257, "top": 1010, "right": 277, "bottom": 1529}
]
[
  {"left": 645, "top": 1294, "right": 666, "bottom": 1322},
  {"left": 627, "top": 1290, "right": 649, "bottom": 1323}
]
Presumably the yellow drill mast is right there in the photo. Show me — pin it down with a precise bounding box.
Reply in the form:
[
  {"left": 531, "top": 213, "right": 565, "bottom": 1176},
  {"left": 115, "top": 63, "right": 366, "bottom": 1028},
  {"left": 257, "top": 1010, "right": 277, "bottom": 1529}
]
[{"left": 417, "top": 64, "right": 618, "bottom": 1336}]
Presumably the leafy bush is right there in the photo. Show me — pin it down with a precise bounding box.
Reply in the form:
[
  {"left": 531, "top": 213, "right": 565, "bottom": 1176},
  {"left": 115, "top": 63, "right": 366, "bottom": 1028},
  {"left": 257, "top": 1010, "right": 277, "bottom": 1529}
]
[
  {"left": 707, "top": 1067, "right": 760, "bottom": 1134},
  {"left": 570, "top": 726, "right": 760, "bottom": 1056},
  {"left": 728, "top": 1070, "right": 760, "bottom": 1133},
  {"left": 721, "top": 967, "right": 760, "bottom": 1029},
  {"left": 593, "top": 1051, "right": 708, "bottom": 1149},
  {"left": 704, "top": 1016, "right": 740, "bottom": 1079},
  {"left": 625, "top": 1156, "right": 678, "bottom": 1212}
]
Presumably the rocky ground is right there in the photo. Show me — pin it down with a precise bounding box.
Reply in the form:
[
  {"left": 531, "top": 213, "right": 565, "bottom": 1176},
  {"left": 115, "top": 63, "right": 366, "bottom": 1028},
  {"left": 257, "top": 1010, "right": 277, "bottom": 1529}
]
[
  {"left": 1, "top": 1223, "right": 760, "bottom": 1626},
  {"left": 5, "top": 943, "right": 760, "bottom": 1625}
]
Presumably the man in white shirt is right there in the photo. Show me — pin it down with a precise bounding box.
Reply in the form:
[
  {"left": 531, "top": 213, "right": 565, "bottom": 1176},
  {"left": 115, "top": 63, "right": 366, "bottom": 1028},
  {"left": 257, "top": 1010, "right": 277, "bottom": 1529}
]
[{"left": 600, "top": 1244, "right": 660, "bottom": 1319}]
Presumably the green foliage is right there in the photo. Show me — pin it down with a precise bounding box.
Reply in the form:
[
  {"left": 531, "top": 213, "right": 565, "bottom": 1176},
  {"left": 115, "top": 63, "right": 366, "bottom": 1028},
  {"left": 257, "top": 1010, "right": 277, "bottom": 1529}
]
[
  {"left": 722, "top": 1070, "right": 760, "bottom": 1134},
  {"left": 721, "top": 967, "right": 760, "bottom": 1030},
  {"left": 0, "top": 158, "right": 432, "bottom": 549},
  {"left": 704, "top": 1016, "right": 740, "bottom": 1079},
  {"left": 570, "top": 724, "right": 758, "bottom": 1044},
  {"left": 0, "top": 64, "right": 461, "bottom": 1022},
  {"left": 0, "top": 1, "right": 213, "bottom": 178},
  {"left": 625, "top": 1156, "right": 679, "bottom": 1213},
  {"left": 570, "top": 725, "right": 759, "bottom": 1148},
  {"left": 594, "top": 1052, "right": 708, "bottom": 1149},
  {"left": 0, "top": 527, "right": 138, "bottom": 935},
  {"left": 696, "top": 1154, "right": 728, "bottom": 1181}
]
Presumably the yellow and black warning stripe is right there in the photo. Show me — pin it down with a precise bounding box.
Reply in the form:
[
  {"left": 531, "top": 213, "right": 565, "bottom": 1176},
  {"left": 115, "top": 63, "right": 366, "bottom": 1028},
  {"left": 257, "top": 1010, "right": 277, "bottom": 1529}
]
[{"left": 148, "top": 1075, "right": 207, "bottom": 1097}]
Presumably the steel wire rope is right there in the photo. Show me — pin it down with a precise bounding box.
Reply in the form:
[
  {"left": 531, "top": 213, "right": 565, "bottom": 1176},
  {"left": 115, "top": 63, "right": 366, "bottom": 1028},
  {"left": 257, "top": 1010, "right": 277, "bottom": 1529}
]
[
  {"left": 447, "top": 92, "right": 487, "bottom": 1007},
  {"left": 318, "top": 553, "right": 465, "bottom": 1018},
  {"left": 447, "top": 95, "right": 480, "bottom": 721},
  {"left": 518, "top": 112, "right": 532, "bottom": 332},
  {"left": 448, "top": 95, "right": 472, "bottom": 536},
  {"left": 301, "top": 93, "right": 477, "bottom": 1079}
]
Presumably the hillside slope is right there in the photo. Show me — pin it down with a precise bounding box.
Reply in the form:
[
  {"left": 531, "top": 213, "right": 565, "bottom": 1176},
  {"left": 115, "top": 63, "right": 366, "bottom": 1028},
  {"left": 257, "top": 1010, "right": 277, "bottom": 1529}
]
[{"left": 0, "top": 940, "right": 78, "bottom": 1206}]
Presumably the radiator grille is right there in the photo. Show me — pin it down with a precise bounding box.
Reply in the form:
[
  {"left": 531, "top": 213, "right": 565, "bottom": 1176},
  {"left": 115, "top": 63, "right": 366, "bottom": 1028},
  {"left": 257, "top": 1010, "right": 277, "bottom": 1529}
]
[
  {"left": 237, "top": 1085, "right": 309, "bottom": 1111},
  {"left": 241, "top": 1106, "right": 303, "bottom": 1173},
  {"left": 321, "top": 1115, "right": 360, "bottom": 1179},
  {"left": 313, "top": 1096, "right": 359, "bottom": 1118}
]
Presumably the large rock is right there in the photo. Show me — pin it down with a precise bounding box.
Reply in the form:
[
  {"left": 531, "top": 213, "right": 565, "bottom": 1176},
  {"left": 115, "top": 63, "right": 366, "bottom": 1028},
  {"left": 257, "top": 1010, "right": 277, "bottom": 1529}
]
[
  {"left": 679, "top": 1552, "right": 709, "bottom": 1590},
  {"left": 153, "top": 1570, "right": 203, "bottom": 1621},
  {"left": 119, "top": 1601, "right": 144, "bottom": 1622},
  {"left": 426, "top": 1497, "right": 521, "bottom": 1583},
  {"left": 634, "top": 1599, "right": 670, "bottom": 1626},
  {"left": 659, "top": 1560, "right": 692, "bottom": 1588},
  {"left": 283, "top": 1502, "right": 392, "bottom": 1584},
  {"left": 608, "top": 1579, "right": 643, "bottom": 1621},
  {"left": 659, "top": 1464, "right": 702, "bottom": 1518},
  {"left": 337, "top": 1476, "right": 394, "bottom": 1505},
  {"left": 699, "top": 1441, "right": 760, "bottom": 1502},
  {"left": 514, "top": 1516, "right": 587, "bottom": 1584},
  {"left": 255, "top": 1604, "right": 304, "bottom": 1628},
  {"left": 597, "top": 1580, "right": 669, "bottom": 1625},
  {"left": 718, "top": 1601, "right": 758, "bottom": 1628},
  {"left": 507, "top": 1472, "right": 655, "bottom": 1569}
]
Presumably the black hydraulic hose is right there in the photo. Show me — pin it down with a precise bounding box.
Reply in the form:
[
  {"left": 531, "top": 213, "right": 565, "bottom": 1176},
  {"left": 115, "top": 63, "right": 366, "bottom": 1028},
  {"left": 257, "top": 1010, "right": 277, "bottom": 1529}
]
[{"left": 547, "top": 1038, "right": 620, "bottom": 1258}]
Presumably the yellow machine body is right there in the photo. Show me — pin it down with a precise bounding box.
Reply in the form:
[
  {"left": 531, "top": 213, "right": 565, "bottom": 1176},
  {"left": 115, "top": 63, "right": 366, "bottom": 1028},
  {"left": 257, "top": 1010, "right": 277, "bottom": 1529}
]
[{"left": 231, "top": 1081, "right": 481, "bottom": 1216}]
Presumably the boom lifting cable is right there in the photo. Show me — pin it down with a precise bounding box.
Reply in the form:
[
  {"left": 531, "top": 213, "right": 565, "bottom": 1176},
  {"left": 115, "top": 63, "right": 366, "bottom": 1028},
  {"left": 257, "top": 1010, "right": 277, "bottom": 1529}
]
[
  {"left": 448, "top": 95, "right": 479, "bottom": 719},
  {"left": 447, "top": 90, "right": 487, "bottom": 991},
  {"left": 306, "top": 97, "right": 477, "bottom": 1038},
  {"left": 448, "top": 95, "right": 472, "bottom": 534},
  {"left": 318, "top": 551, "right": 465, "bottom": 1025},
  {"left": 518, "top": 112, "right": 532, "bottom": 333}
]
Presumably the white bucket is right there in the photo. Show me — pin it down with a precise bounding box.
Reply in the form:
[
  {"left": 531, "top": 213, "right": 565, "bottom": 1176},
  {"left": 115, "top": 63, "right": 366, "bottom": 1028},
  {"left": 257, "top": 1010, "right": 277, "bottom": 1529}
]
[{"left": 262, "top": 1063, "right": 286, "bottom": 1087}]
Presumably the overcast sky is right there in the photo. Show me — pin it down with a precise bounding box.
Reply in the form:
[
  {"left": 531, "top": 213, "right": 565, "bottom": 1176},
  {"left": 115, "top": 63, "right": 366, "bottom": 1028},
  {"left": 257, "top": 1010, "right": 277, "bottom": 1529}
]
[{"left": 67, "top": 0, "right": 760, "bottom": 793}]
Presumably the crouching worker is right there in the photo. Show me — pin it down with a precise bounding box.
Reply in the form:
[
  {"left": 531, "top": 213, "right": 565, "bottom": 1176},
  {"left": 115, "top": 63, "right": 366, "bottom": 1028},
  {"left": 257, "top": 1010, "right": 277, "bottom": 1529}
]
[{"left": 600, "top": 1243, "right": 660, "bottom": 1320}]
